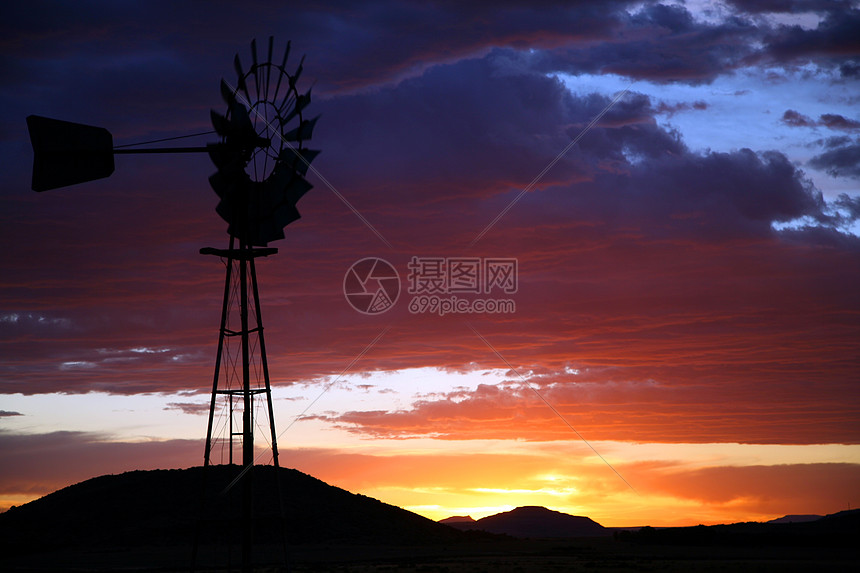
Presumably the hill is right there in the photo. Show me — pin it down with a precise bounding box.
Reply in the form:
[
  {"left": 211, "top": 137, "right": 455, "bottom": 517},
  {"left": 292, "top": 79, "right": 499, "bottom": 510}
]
[
  {"left": 443, "top": 505, "right": 611, "bottom": 538},
  {"left": 1, "top": 468, "right": 855, "bottom": 571},
  {"left": 0, "top": 465, "right": 474, "bottom": 557},
  {"left": 615, "top": 509, "right": 860, "bottom": 548},
  {"left": 438, "top": 515, "right": 476, "bottom": 524},
  {"left": 767, "top": 514, "right": 822, "bottom": 524}
]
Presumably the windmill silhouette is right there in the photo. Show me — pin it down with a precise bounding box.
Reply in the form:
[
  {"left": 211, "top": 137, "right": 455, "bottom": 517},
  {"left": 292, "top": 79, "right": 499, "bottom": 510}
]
[{"left": 27, "top": 37, "right": 318, "bottom": 572}]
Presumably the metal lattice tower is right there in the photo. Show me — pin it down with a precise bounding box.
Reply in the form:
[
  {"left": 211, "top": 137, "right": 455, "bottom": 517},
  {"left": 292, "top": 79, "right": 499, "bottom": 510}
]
[{"left": 196, "top": 240, "right": 284, "bottom": 572}]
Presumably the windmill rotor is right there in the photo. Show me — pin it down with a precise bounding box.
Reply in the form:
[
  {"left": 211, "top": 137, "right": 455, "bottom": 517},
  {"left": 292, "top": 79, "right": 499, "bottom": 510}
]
[{"left": 208, "top": 37, "right": 320, "bottom": 247}]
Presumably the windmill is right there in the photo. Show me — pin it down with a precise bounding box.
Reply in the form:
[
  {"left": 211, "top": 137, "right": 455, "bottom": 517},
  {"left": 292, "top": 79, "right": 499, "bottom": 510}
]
[{"left": 27, "top": 37, "right": 318, "bottom": 572}]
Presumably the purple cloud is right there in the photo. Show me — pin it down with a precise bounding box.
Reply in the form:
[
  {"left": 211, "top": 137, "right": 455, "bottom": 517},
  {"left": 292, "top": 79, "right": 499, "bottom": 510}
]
[{"left": 809, "top": 137, "right": 860, "bottom": 178}]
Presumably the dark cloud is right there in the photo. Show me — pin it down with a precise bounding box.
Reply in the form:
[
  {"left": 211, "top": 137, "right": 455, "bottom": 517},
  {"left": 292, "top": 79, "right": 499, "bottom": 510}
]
[
  {"left": 819, "top": 135, "right": 853, "bottom": 148},
  {"left": 819, "top": 113, "right": 860, "bottom": 131},
  {"left": 726, "top": 0, "right": 855, "bottom": 14},
  {"left": 808, "top": 136, "right": 860, "bottom": 178},
  {"left": 0, "top": 411, "right": 22, "bottom": 417},
  {"left": 783, "top": 110, "right": 860, "bottom": 130},
  {"left": 565, "top": 146, "right": 827, "bottom": 239},
  {"left": 654, "top": 100, "right": 708, "bottom": 116},
  {"left": 782, "top": 109, "right": 815, "bottom": 127},
  {"left": 3, "top": 45, "right": 858, "bottom": 403},
  {"left": 532, "top": 3, "right": 762, "bottom": 84},
  {"left": 530, "top": 1, "right": 858, "bottom": 84},
  {"left": 839, "top": 59, "right": 860, "bottom": 77},
  {"left": 758, "top": 7, "right": 860, "bottom": 76},
  {"left": 0, "top": 3, "right": 858, "bottom": 457},
  {"left": 834, "top": 192, "right": 860, "bottom": 218},
  {"left": 164, "top": 402, "right": 209, "bottom": 415},
  {"left": 0, "top": 430, "right": 200, "bottom": 507}
]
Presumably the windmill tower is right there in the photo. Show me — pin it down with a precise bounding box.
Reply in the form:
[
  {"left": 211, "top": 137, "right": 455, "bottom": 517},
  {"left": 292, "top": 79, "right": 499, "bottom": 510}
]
[
  {"left": 26, "top": 37, "right": 319, "bottom": 572},
  {"left": 197, "top": 38, "right": 319, "bottom": 572}
]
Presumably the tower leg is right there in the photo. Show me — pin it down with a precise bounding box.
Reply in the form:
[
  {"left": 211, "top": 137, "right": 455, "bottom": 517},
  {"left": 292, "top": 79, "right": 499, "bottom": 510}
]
[
  {"left": 192, "top": 237, "right": 235, "bottom": 573},
  {"left": 239, "top": 240, "right": 254, "bottom": 573},
  {"left": 250, "top": 255, "right": 290, "bottom": 566},
  {"left": 192, "top": 241, "right": 283, "bottom": 572},
  {"left": 205, "top": 235, "right": 235, "bottom": 467}
]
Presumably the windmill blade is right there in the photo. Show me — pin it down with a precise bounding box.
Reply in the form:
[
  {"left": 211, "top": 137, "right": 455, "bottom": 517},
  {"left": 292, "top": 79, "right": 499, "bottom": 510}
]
[
  {"left": 265, "top": 158, "right": 293, "bottom": 193},
  {"left": 282, "top": 115, "right": 320, "bottom": 142},
  {"left": 207, "top": 142, "right": 245, "bottom": 172},
  {"left": 233, "top": 54, "right": 250, "bottom": 104},
  {"left": 273, "top": 203, "right": 301, "bottom": 230},
  {"left": 219, "top": 79, "right": 254, "bottom": 136},
  {"left": 210, "top": 108, "right": 231, "bottom": 137},
  {"left": 265, "top": 36, "right": 274, "bottom": 102},
  {"left": 231, "top": 101, "right": 252, "bottom": 133},
  {"left": 209, "top": 171, "right": 234, "bottom": 201},
  {"left": 280, "top": 147, "right": 320, "bottom": 176},
  {"left": 284, "top": 176, "right": 313, "bottom": 205},
  {"left": 272, "top": 40, "right": 291, "bottom": 106},
  {"left": 250, "top": 38, "right": 260, "bottom": 97},
  {"left": 289, "top": 55, "right": 305, "bottom": 90},
  {"left": 219, "top": 78, "right": 238, "bottom": 107},
  {"left": 297, "top": 87, "right": 312, "bottom": 112},
  {"left": 280, "top": 88, "right": 312, "bottom": 125},
  {"left": 27, "top": 115, "right": 115, "bottom": 192},
  {"left": 296, "top": 148, "right": 321, "bottom": 176},
  {"left": 211, "top": 89, "right": 260, "bottom": 155}
]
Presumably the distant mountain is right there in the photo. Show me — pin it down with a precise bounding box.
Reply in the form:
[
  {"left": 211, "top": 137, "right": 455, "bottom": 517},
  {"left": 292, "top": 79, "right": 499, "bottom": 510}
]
[
  {"left": 443, "top": 506, "right": 611, "bottom": 538},
  {"left": 767, "top": 514, "right": 822, "bottom": 524},
  {"left": 439, "top": 515, "right": 476, "bottom": 524},
  {"left": 0, "top": 465, "right": 478, "bottom": 558},
  {"left": 616, "top": 509, "right": 860, "bottom": 548}
]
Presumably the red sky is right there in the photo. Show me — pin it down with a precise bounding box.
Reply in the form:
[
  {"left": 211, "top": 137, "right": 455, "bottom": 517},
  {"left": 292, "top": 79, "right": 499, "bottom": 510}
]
[{"left": 1, "top": 0, "right": 859, "bottom": 526}]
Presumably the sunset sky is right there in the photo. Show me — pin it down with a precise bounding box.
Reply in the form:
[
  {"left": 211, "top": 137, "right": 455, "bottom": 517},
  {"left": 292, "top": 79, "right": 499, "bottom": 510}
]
[{"left": 1, "top": 0, "right": 859, "bottom": 527}]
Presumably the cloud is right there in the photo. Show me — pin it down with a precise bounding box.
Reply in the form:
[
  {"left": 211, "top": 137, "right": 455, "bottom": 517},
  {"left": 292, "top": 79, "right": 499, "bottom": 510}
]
[
  {"left": 164, "top": 402, "right": 209, "bottom": 415},
  {"left": 0, "top": 430, "right": 200, "bottom": 509},
  {"left": 636, "top": 462, "right": 860, "bottom": 515},
  {"left": 834, "top": 192, "right": 860, "bottom": 218},
  {"left": 311, "top": 374, "right": 860, "bottom": 444},
  {"left": 319, "top": 54, "right": 832, "bottom": 238},
  {"left": 808, "top": 137, "right": 860, "bottom": 178},
  {"left": 726, "top": 0, "right": 855, "bottom": 14},
  {"left": 0, "top": 2, "right": 857, "bottom": 462},
  {"left": 819, "top": 113, "right": 860, "bottom": 131},
  {"left": 654, "top": 100, "right": 709, "bottom": 116},
  {"left": 252, "top": 446, "right": 860, "bottom": 524},
  {"left": 531, "top": 3, "right": 763, "bottom": 84},
  {"left": 2, "top": 49, "right": 858, "bottom": 442},
  {"left": 782, "top": 109, "right": 815, "bottom": 127},
  {"left": 760, "top": 7, "right": 860, "bottom": 64},
  {"left": 782, "top": 110, "right": 860, "bottom": 130},
  {"left": 0, "top": 411, "right": 22, "bottom": 418}
]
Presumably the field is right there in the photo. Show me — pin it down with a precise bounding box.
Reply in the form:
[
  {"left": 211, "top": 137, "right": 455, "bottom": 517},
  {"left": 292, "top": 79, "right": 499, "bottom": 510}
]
[{"left": 3, "top": 537, "right": 856, "bottom": 572}]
